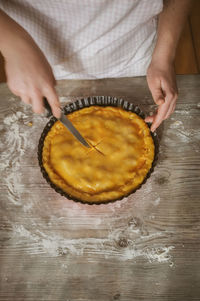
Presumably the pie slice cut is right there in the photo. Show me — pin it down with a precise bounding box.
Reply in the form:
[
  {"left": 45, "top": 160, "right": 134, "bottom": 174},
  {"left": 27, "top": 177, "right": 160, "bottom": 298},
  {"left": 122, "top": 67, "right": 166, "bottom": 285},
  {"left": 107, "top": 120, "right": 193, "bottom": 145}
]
[{"left": 42, "top": 106, "right": 155, "bottom": 203}]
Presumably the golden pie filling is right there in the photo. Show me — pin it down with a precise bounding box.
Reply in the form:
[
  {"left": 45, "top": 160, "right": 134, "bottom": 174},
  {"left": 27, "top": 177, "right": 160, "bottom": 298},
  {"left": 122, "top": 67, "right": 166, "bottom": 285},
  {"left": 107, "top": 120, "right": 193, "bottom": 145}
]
[{"left": 42, "top": 106, "right": 155, "bottom": 203}]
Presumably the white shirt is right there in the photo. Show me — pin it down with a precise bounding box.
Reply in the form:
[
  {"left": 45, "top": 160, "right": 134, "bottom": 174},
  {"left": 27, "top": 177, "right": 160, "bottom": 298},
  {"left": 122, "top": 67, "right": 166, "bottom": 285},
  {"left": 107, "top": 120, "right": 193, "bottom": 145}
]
[{"left": 0, "top": 0, "right": 163, "bottom": 79}]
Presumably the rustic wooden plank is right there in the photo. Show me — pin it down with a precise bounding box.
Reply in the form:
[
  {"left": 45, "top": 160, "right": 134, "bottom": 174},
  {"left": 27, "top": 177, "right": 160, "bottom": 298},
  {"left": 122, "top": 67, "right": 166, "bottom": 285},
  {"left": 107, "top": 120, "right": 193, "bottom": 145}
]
[{"left": 0, "top": 75, "right": 200, "bottom": 301}]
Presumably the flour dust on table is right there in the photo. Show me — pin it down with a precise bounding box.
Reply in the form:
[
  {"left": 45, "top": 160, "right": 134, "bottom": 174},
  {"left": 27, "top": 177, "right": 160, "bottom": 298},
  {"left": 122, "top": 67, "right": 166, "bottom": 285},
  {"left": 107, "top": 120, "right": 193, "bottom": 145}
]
[
  {"left": 166, "top": 114, "right": 200, "bottom": 151},
  {"left": 0, "top": 95, "right": 175, "bottom": 266}
]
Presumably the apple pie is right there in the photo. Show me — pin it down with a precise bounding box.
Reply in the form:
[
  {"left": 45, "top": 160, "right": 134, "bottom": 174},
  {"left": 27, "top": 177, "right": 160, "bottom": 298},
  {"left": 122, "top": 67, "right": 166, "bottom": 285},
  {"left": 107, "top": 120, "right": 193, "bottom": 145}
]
[{"left": 42, "top": 106, "right": 155, "bottom": 203}]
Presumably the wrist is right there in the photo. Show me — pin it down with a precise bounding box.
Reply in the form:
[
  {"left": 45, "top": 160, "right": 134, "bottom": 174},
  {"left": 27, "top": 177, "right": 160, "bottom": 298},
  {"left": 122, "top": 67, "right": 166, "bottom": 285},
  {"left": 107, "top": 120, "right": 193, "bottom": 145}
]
[{"left": 151, "top": 46, "right": 175, "bottom": 68}]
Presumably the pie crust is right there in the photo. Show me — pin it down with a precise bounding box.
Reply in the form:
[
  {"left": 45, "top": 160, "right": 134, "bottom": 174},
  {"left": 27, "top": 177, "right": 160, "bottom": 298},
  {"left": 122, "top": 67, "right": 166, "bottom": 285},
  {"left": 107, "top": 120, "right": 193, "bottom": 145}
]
[{"left": 42, "top": 106, "right": 155, "bottom": 203}]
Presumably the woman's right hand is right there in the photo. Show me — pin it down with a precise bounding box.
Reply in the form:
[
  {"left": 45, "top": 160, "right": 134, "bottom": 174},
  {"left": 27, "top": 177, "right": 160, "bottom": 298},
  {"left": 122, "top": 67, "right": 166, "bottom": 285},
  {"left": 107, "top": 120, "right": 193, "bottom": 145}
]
[{"left": 0, "top": 9, "right": 60, "bottom": 118}]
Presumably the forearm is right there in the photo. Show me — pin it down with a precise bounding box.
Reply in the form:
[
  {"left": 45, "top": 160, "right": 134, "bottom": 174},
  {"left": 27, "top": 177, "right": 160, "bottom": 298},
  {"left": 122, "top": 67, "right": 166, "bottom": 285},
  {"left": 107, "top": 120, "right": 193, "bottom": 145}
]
[
  {"left": 0, "top": 9, "right": 34, "bottom": 58},
  {"left": 146, "top": 0, "right": 193, "bottom": 131},
  {"left": 152, "top": 0, "right": 193, "bottom": 64}
]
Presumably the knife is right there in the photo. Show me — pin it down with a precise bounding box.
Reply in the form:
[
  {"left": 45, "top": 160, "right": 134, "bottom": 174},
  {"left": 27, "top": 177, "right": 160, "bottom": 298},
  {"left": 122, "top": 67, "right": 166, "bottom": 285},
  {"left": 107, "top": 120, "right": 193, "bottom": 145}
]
[{"left": 43, "top": 98, "right": 91, "bottom": 148}]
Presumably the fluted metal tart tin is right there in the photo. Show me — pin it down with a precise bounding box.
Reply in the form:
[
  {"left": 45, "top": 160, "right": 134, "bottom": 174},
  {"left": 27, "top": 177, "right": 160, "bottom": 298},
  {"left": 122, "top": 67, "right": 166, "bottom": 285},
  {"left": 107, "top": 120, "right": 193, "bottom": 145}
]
[{"left": 38, "top": 96, "right": 159, "bottom": 205}]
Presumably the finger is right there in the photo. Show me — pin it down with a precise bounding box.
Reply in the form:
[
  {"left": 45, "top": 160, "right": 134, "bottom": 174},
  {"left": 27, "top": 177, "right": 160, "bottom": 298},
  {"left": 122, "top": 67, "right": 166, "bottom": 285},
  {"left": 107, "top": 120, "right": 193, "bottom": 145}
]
[
  {"left": 160, "top": 78, "right": 178, "bottom": 118},
  {"left": 172, "top": 103, "right": 176, "bottom": 113},
  {"left": 150, "top": 87, "right": 177, "bottom": 130},
  {"left": 145, "top": 116, "right": 154, "bottom": 123},
  {"left": 21, "top": 95, "right": 31, "bottom": 105},
  {"left": 147, "top": 77, "right": 165, "bottom": 106},
  {"left": 145, "top": 111, "right": 156, "bottom": 123},
  {"left": 164, "top": 92, "right": 178, "bottom": 120},
  {"left": 44, "top": 86, "right": 61, "bottom": 118},
  {"left": 31, "top": 92, "right": 44, "bottom": 114},
  {"left": 150, "top": 102, "right": 169, "bottom": 132},
  {"left": 165, "top": 102, "right": 176, "bottom": 120},
  {"left": 161, "top": 78, "right": 178, "bottom": 104},
  {"left": 164, "top": 100, "right": 176, "bottom": 120}
]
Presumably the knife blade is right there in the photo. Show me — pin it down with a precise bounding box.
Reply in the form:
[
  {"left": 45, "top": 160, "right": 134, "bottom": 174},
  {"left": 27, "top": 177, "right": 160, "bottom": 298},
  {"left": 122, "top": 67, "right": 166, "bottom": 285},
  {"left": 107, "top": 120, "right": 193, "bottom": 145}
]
[
  {"left": 43, "top": 98, "right": 91, "bottom": 148},
  {"left": 59, "top": 112, "right": 91, "bottom": 148}
]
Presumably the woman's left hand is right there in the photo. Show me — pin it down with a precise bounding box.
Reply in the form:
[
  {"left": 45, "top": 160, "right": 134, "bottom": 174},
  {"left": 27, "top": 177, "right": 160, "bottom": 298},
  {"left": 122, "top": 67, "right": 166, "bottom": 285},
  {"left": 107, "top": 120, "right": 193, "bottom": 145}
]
[{"left": 145, "top": 60, "right": 178, "bottom": 132}]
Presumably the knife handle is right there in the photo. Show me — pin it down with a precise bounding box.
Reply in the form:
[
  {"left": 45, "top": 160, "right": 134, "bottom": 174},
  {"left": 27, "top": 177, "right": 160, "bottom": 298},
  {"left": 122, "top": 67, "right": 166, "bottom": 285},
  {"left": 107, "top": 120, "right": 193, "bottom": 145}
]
[{"left": 43, "top": 97, "right": 53, "bottom": 118}]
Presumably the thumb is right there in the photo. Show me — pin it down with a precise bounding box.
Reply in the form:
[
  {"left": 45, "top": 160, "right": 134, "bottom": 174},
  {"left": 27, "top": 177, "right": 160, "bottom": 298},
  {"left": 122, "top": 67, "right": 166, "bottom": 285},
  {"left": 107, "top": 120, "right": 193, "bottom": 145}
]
[{"left": 147, "top": 79, "right": 165, "bottom": 106}]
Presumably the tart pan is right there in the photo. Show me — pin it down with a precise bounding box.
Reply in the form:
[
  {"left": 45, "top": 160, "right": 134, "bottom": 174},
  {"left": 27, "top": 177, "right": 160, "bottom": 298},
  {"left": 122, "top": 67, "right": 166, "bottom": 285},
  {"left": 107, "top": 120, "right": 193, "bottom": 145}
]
[{"left": 38, "top": 96, "right": 159, "bottom": 205}]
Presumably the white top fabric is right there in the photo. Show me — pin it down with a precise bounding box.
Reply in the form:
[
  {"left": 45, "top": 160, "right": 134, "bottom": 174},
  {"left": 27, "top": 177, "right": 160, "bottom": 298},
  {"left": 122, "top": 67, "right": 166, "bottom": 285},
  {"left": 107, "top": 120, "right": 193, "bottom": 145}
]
[{"left": 0, "top": 0, "right": 163, "bottom": 79}]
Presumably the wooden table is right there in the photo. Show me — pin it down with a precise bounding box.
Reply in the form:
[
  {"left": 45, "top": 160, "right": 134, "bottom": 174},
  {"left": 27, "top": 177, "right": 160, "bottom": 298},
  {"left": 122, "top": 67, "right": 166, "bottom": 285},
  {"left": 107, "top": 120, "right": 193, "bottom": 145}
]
[{"left": 0, "top": 75, "right": 200, "bottom": 301}]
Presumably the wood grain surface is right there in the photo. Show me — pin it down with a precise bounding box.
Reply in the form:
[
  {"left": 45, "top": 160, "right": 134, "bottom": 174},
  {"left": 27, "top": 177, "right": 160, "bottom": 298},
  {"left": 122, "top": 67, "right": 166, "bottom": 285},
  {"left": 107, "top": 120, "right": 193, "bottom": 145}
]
[{"left": 0, "top": 75, "right": 200, "bottom": 301}]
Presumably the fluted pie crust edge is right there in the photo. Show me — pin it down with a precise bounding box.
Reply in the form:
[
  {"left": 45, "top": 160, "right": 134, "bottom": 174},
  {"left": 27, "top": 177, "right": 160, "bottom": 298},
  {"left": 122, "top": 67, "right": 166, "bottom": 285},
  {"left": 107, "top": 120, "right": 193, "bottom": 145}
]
[{"left": 41, "top": 105, "right": 155, "bottom": 204}]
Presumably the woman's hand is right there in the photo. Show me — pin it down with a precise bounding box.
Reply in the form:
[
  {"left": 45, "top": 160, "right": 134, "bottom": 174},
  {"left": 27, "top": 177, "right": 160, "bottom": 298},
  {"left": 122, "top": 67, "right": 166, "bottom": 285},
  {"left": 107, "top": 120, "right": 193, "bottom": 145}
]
[
  {"left": 0, "top": 9, "right": 60, "bottom": 118},
  {"left": 4, "top": 35, "right": 61, "bottom": 118},
  {"left": 145, "top": 0, "right": 192, "bottom": 132},
  {"left": 145, "top": 60, "right": 178, "bottom": 132}
]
